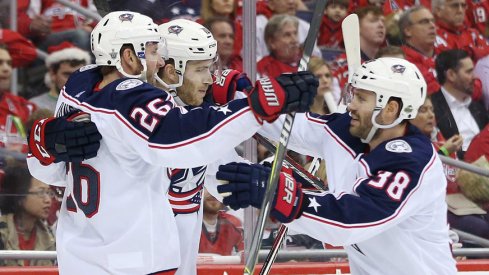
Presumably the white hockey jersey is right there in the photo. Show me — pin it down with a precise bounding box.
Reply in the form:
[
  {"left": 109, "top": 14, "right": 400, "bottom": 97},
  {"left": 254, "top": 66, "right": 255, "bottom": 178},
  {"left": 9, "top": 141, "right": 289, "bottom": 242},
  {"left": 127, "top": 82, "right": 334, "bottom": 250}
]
[
  {"left": 27, "top": 65, "right": 261, "bottom": 275},
  {"left": 259, "top": 112, "right": 457, "bottom": 275}
]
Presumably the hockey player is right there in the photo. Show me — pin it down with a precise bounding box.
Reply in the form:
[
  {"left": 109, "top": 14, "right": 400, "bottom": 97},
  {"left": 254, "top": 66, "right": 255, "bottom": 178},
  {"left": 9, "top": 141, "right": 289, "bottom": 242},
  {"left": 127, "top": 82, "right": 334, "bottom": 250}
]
[
  {"left": 216, "top": 58, "right": 458, "bottom": 274},
  {"left": 26, "top": 11, "right": 317, "bottom": 275},
  {"left": 154, "top": 19, "right": 251, "bottom": 275}
]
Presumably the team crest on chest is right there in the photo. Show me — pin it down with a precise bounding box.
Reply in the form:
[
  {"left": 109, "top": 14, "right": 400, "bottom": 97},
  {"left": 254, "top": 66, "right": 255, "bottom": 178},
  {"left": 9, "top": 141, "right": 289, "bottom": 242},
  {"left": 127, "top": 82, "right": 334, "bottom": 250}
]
[
  {"left": 385, "top": 140, "right": 412, "bottom": 153},
  {"left": 116, "top": 79, "right": 143, "bottom": 91},
  {"left": 167, "top": 166, "right": 207, "bottom": 214}
]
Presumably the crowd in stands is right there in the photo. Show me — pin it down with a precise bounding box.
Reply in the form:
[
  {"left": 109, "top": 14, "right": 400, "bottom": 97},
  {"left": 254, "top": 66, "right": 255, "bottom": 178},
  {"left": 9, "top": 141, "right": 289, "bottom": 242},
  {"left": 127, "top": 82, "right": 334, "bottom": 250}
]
[{"left": 0, "top": 0, "right": 488, "bottom": 266}]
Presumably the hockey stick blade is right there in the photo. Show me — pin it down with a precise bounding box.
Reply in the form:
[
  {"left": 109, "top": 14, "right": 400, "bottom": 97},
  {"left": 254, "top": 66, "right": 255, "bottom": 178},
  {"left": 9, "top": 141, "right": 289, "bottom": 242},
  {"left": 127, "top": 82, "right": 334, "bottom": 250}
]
[
  {"left": 245, "top": 1, "right": 329, "bottom": 274},
  {"left": 341, "top": 14, "right": 361, "bottom": 84}
]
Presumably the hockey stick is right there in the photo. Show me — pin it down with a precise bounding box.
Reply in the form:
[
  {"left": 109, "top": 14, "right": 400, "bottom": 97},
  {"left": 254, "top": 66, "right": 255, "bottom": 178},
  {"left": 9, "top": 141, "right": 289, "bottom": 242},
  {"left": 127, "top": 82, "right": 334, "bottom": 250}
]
[
  {"left": 258, "top": 156, "right": 322, "bottom": 275},
  {"left": 243, "top": 1, "right": 328, "bottom": 274},
  {"left": 342, "top": 14, "right": 361, "bottom": 84},
  {"left": 253, "top": 134, "right": 325, "bottom": 190},
  {"left": 338, "top": 14, "right": 361, "bottom": 112}
]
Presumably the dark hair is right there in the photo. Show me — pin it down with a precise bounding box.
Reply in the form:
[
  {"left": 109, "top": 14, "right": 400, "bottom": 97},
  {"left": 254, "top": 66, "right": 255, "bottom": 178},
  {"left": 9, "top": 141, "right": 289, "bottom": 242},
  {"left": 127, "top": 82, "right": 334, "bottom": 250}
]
[
  {"left": 0, "top": 43, "right": 7, "bottom": 51},
  {"left": 0, "top": 162, "right": 32, "bottom": 214},
  {"left": 435, "top": 49, "right": 470, "bottom": 84},
  {"left": 354, "top": 5, "right": 383, "bottom": 21},
  {"left": 326, "top": 0, "right": 349, "bottom": 9},
  {"left": 51, "top": 59, "right": 88, "bottom": 74}
]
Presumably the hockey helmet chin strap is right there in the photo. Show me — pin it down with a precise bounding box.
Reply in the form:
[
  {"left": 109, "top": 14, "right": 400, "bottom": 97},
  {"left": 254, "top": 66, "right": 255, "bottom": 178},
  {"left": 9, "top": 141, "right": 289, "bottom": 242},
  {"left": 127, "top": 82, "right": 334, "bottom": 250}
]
[
  {"left": 116, "top": 58, "right": 153, "bottom": 82},
  {"left": 360, "top": 107, "right": 405, "bottom": 143}
]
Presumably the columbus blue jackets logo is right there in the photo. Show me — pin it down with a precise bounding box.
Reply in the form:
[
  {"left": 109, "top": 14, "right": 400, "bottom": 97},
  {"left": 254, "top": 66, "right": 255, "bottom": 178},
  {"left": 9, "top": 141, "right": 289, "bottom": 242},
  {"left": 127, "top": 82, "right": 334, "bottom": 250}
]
[
  {"left": 116, "top": 79, "right": 143, "bottom": 91},
  {"left": 168, "top": 25, "right": 183, "bottom": 35},
  {"left": 167, "top": 166, "right": 207, "bottom": 214},
  {"left": 119, "top": 13, "right": 134, "bottom": 22},
  {"left": 385, "top": 140, "right": 412, "bottom": 153},
  {"left": 391, "top": 64, "right": 406, "bottom": 74}
]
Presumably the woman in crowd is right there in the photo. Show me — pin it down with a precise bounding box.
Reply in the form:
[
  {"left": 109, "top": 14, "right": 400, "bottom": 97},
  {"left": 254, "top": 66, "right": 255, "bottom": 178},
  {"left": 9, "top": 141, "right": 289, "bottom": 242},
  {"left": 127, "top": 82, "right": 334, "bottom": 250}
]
[{"left": 0, "top": 161, "right": 55, "bottom": 266}]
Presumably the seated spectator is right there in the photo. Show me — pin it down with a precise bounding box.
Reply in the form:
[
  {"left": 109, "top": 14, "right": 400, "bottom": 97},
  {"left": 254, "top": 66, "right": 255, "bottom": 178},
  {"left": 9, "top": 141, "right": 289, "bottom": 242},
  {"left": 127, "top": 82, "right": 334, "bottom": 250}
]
[
  {"left": 331, "top": 6, "right": 386, "bottom": 91},
  {"left": 307, "top": 56, "right": 336, "bottom": 114},
  {"left": 0, "top": 44, "right": 36, "bottom": 152},
  {"left": 205, "top": 17, "right": 243, "bottom": 71},
  {"left": 433, "top": 49, "right": 489, "bottom": 159},
  {"left": 200, "top": 0, "right": 242, "bottom": 57},
  {"left": 398, "top": 6, "right": 440, "bottom": 94},
  {"left": 318, "top": 0, "right": 349, "bottom": 49},
  {"left": 30, "top": 42, "right": 90, "bottom": 111},
  {"left": 0, "top": 161, "right": 56, "bottom": 266},
  {"left": 257, "top": 14, "right": 300, "bottom": 78},
  {"left": 0, "top": 29, "right": 37, "bottom": 68},
  {"left": 410, "top": 95, "right": 489, "bottom": 242},
  {"left": 199, "top": 189, "right": 243, "bottom": 256},
  {"left": 17, "top": 0, "right": 98, "bottom": 52},
  {"left": 255, "top": 0, "right": 321, "bottom": 61},
  {"left": 433, "top": 0, "right": 489, "bottom": 62}
]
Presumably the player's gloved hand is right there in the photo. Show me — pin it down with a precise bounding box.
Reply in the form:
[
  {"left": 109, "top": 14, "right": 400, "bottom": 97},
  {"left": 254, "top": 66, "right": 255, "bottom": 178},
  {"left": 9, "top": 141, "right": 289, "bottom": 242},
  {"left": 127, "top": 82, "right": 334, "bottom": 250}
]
[
  {"left": 212, "top": 69, "right": 252, "bottom": 105},
  {"left": 248, "top": 71, "right": 318, "bottom": 123},
  {"left": 28, "top": 111, "right": 102, "bottom": 165},
  {"left": 217, "top": 162, "right": 304, "bottom": 223}
]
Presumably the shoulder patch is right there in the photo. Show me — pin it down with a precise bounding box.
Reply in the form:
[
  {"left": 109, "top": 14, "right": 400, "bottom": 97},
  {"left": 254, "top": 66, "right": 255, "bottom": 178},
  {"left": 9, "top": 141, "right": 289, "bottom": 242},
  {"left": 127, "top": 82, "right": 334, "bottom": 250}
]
[
  {"left": 385, "top": 140, "right": 412, "bottom": 153},
  {"left": 79, "top": 64, "right": 98, "bottom": 72},
  {"left": 116, "top": 79, "right": 144, "bottom": 91}
]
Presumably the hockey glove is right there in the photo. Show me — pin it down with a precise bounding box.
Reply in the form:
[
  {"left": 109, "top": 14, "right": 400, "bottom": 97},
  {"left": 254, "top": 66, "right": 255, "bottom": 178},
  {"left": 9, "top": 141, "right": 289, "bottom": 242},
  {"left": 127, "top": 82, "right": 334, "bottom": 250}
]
[
  {"left": 217, "top": 162, "right": 304, "bottom": 223},
  {"left": 28, "top": 112, "right": 102, "bottom": 165},
  {"left": 248, "top": 71, "right": 318, "bottom": 123},
  {"left": 212, "top": 69, "right": 252, "bottom": 105}
]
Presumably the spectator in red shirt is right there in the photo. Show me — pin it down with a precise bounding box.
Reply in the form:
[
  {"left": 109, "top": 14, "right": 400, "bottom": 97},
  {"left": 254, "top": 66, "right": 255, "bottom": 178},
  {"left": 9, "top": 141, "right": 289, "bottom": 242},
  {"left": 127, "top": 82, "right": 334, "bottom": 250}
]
[
  {"left": 257, "top": 14, "right": 300, "bottom": 79},
  {"left": 331, "top": 6, "right": 386, "bottom": 90},
  {"left": 318, "top": 0, "right": 349, "bottom": 49},
  {"left": 200, "top": 0, "right": 242, "bottom": 57},
  {"left": 466, "top": 0, "right": 489, "bottom": 37},
  {"left": 17, "top": 0, "right": 98, "bottom": 52},
  {"left": 0, "top": 44, "right": 37, "bottom": 152},
  {"left": 205, "top": 17, "right": 243, "bottom": 71},
  {"left": 199, "top": 189, "right": 243, "bottom": 256},
  {"left": 433, "top": 0, "right": 489, "bottom": 62},
  {"left": 398, "top": 6, "right": 440, "bottom": 94}
]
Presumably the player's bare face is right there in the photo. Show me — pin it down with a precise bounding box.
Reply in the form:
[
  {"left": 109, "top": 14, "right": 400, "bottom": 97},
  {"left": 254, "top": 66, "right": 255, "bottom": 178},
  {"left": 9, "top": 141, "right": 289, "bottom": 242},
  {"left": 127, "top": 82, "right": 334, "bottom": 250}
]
[
  {"left": 360, "top": 13, "right": 385, "bottom": 46},
  {"left": 411, "top": 98, "right": 435, "bottom": 136},
  {"left": 144, "top": 42, "right": 165, "bottom": 84},
  {"left": 23, "top": 178, "right": 53, "bottom": 220},
  {"left": 269, "top": 22, "right": 300, "bottom": 64},
  {"left": 0, "top": 49, "right": 12, "bottom": 92},
  {"left": 177, "top": 59, "right": 214, "bottom": 106},
  {"left": 347, "top": 88, "right": 376, "bottom": 139}
]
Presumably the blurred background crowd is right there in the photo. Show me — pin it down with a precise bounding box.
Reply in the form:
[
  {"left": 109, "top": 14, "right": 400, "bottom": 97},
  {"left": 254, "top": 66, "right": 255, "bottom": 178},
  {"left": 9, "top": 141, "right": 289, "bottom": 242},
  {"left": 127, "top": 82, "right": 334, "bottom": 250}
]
[{"left": 0, "top": 0, "right": 488, "bottom": 267}]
